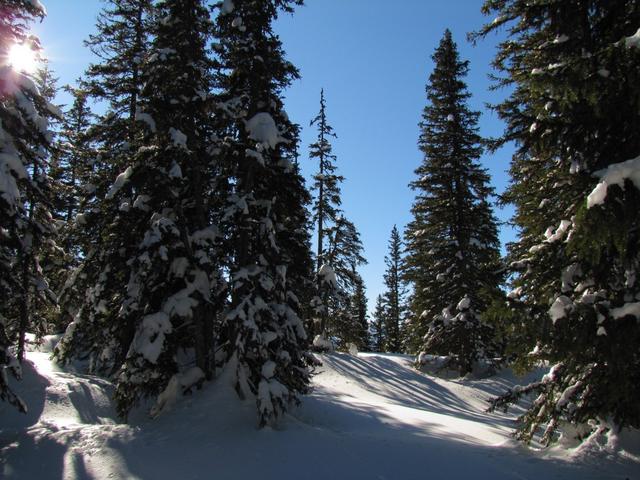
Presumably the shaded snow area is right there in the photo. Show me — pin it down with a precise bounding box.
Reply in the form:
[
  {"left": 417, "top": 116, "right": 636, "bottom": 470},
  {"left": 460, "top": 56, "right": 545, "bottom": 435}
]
[{"left": 2, "top": 345, "right": 639, "bottom": 479}]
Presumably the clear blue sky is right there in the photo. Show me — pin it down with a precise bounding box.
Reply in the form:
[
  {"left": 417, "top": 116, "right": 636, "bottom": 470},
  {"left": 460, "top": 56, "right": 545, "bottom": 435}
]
[{"left": 34, "top": 0, "right": 515, "bottom": 315}]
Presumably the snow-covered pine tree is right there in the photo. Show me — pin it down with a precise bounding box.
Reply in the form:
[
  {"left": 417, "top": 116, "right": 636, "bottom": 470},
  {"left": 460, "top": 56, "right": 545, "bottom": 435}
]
[
  {"left": 323, "top": 214, "right": 367, "bottom": 348},
  {"left": 370, "top": 294, "right": 387, "bottom": 353},
  {"left": 48, "top": 85, "right": 95, "bottom": 331},
  {"left": 53, "top": 85, "right": 94, "bottom": 239},
  {"left": 109, "top": 0, "right": 226, "bottom": 418},
  {"left": 213, "top": 0, "right": 313, "bottom": 427},
  {"left": 309, "top": 88, "right": 344, "bottom": 338},
  {"left": 474, "top": 0, "right": 640, "bottom": 444},
  {"left": 404, "top": 30, "right": 503, "bottom": 375},
  {"left": 330, "top": 271, "right": 368, "bottom": 351},
  {"left": 0, "top": 0, "right": 60, "bottom": 411},
  {"left": 381, "top": 225, "right": 406, "bottom": 352},
  {"left": 275, "top": 134, "right": 315, "bottom": 342},
  {"left": 31, "top": 64, "right": 72, "bottom": 335},
  {"left": 348, "top": 274, "right": 369, "bottom": 350},
  {"left": 54, "top": 0, "right": 153, "bottom": 376}
]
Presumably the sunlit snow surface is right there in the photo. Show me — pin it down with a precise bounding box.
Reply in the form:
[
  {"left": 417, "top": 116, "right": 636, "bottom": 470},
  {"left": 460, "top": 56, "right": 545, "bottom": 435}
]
[{"left": 1, "top": 341, "right": 638, "bottom": 479}]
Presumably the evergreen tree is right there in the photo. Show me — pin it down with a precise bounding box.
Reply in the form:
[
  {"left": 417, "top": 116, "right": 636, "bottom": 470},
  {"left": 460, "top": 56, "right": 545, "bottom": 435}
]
[
  {"left": 381, "top": 225, "right": 406, "bottom": 352},
  {"left": 309, "top": 88, "right": 344, "bottom": 336},
  {"left": 323, "top": 215, "right": 367, "bottom": 347},
  {"left": 111, "top": 0, "right": 224, "bottom": 417},
  {"left": 0, "top": 0, "right": 59, "bottom": 411},
  {"left": 404, "top": 30, "right": 503, "bottom": 375},
  {"left": 32, "top": 64, "right": 70, "bottom": 335},
  {"left": 370, "top": 295, "right": 387, "bottom": 353},
  {"left": 276, "top": 137, "right": 315, "bottom": 340},
  {"left": 213, "top": 0, "right": 313, "bottom": 427},
  {"left": 55, "top": 0, "right": 153, "bottom": 376},
  {"left": 330, "top": 272, "right": 369, "bottom": 351},
  {"left": 48, "top": 84, "right": 95, "bottom": 330},
  {"left": 474, "top": 0, "right": 640, "bottom": 444},
  {"left": 54, "top": 85, "right": 94, "bottom": 230},
  {"left": 349, "top": 274, "right": 370, "bottom": 350}
]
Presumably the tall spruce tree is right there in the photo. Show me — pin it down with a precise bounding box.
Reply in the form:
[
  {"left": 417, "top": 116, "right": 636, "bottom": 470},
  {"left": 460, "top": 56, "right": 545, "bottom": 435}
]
[
  {"left": 349, "top": 274, "right": 370, "bottom": 350},
  {"left": 54, "top": 0, "right": 153, "bottom": 376},
  {"left": 323, "top": 214, "right": 367, "bottom": 348},
  {"left": 309, "top": 88, "right": 344, "bottom": 337},
  {"left": 381, "top": 225, "right": 406, "bottom": 352},
  {"left": 404, "top": 30, "right": 503, "bottom": 375},
  {"left": 213, "top": 0, "right": 313, "bottom": 427},
  {"left": 370, "top": 294, "right": 387, "bottom": 353},
  {"left": 474, "top": 0, "right": 640, "bottom": 444},
  {"left": 0, "top": 0, "right": 60, "bottom": 411},
  {"left": 53, "top": 85, "right": 94, "bottom": 230},
  {"left": 32, "top": 64, "right": 71, "bottom": 335},
  {"left": 49, "top": 85, "right": 95, "bottom": 330},
  {"left": 110, "top": 0, "right": 224, "bottom": 418}
]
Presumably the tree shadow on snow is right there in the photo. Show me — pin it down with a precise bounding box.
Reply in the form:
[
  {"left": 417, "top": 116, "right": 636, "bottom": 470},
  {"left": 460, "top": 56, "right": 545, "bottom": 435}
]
[
  {"left": 64, "top": 376, "right": 117, "bottom": 425},
  {"left": 319, "top": 353, "right": 512, "bottom": 427},
  {"left": 287, "top": 391, "right": 611, "bottom": 480},
  {"left": 0, "top": 426, "right": 69, "bottom": 480},
  {"left": 0, "top": 358, "right": 50, "bottom": 454}
]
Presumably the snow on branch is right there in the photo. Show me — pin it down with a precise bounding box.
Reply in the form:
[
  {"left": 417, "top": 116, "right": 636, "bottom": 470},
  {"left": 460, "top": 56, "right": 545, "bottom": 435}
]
[{"left": 587, "top": 155, "right": 640, "bottom": 208}]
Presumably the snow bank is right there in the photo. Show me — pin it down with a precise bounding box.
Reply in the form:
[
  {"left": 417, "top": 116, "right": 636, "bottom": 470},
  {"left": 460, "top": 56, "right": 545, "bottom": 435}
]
[
  {"left": 150, "top": 367, "right": 204, "bottom": 418},
  {"left": 2, "top": 350, "right": 639, "bottom": 479}
]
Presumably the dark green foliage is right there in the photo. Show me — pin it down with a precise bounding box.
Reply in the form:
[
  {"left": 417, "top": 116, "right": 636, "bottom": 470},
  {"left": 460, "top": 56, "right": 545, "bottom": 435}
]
[
  {"left": 213, "top": 0, "right": 313, "bottom": 427},
  {"left": 55, "top": 0, "right": 153, "bottom": 380},
  {"left": 349, "top": 275, "right": 370, "bottom": 350},
  {"left": 332, "top": 273, "right": 369, "bottom": 351},
  {"left": 308, "top": 90, "right": 367, "bottom": 347},
  {"left": 55, "top": 0, "right": 226, "bottom": 419},
  {"left": 404, "top": 30, "right": 503, "bottom": 372},
  {"left": 323, "top": 215, "right": 367, "bottom": 347},
  {"left": 381, "top": 225, "right": 406, "bottom": 352},
  {"left": 0, "top": 0, "right": 59, "bottom": 411},
  {"left": 370, "top": 295, "right": 387, "bottom": 353},
  {"left": 474, "top": 0, "right": 640, "bottom": 444},
  {"left": 308, "top": 89, "right": 343, "bottom": 335},
  {"left": 48, "top": 85, "right": 95, "bottom": 332},
  {"left": 111, "top": 0, "right": 224, "bottom": 417}
]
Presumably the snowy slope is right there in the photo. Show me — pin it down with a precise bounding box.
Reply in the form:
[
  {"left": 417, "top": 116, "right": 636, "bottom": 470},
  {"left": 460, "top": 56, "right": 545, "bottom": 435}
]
[{"left": 1, "top": 343, "right": 638, "bottom": 480}]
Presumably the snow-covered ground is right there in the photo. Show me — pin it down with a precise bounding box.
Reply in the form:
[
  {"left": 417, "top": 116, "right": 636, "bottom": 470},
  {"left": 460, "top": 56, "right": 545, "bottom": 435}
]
[{"left": 1, "top": 341, "right": 638, "bottom": 479}]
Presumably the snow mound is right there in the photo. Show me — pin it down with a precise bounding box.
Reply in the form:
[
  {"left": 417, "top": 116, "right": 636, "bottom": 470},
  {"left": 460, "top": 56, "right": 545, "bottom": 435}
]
[{"left": 1, "top": 351, "right": 638, "bottom": 479}]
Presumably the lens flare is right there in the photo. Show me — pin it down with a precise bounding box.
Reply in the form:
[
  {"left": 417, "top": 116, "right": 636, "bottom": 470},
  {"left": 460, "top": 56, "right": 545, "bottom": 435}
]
[{"left": 7, "top": 43, "right": 39, "bottom": 74}]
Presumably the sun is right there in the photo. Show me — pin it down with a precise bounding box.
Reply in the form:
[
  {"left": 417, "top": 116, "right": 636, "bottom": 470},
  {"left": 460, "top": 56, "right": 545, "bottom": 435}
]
[{"left": 7, "top": 43, "right": 39, "bottom": 74}]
